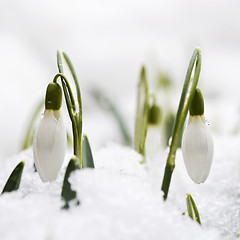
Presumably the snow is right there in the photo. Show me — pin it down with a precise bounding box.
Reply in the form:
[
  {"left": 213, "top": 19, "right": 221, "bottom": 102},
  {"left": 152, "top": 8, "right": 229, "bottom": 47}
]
[
  {"left": 0, "top": 135, "right": 239, "bottom": 240},
  {"left": 1, "top": 0, "right": 240, "bottom": 239}
]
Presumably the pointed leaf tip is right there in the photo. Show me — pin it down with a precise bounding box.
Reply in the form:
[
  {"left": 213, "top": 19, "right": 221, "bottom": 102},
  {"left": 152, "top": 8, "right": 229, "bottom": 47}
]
[
  {"left": 82, "top": 134, "right": 95, "bottom": 168},
  {"left": 2, "top": 161, "right": 25, "bottom": 194},
  {"left": 186, "top": 193, "right": 201, "bottom": 225}
]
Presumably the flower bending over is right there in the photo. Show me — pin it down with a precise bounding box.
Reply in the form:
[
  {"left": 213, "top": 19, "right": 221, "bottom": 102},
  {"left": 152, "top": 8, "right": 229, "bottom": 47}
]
[
  {"left": 33, "top": 82, "right": 66, "bottom": 182},
  {"left": 182, "top": 89, "right": 214, "bottom": 184}
]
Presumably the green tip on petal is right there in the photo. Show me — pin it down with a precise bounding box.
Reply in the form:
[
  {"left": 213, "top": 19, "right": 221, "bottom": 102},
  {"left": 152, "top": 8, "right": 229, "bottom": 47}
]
[
  {"left": 190, "top": 88, "right": 204, "bottom": 116},
  {"left": 148, "top": 104, "right": 162, "bottom": 125},
  {"left": 45, "top": 82, "right": 62, "bottom": 110}
]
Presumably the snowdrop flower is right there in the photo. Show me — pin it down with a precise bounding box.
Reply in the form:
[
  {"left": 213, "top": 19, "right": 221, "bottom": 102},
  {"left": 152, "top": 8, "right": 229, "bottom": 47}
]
[
  {"left": 145, "top": 102, "right": 162, "bottom": 160},
  {"left": 33, "top": 82, "right": 66, "bottom": 182},
  {"left": 182, "top": 89, "right": 213, "bottom": 184}
]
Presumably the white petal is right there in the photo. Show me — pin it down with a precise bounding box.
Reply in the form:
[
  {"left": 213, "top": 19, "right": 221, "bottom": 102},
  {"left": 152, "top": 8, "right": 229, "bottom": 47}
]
[
  {"left": 182, "top": 115, "right": 213, "bottom": 184},
  {"left": 33, "top": 110, "right": 66, "bottom": 182}
]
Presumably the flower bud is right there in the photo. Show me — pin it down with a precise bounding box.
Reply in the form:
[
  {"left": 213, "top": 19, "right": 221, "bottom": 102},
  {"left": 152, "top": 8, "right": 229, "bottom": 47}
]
[
  {"left": 33, "top": 82, "right": 66, "bottom": 182},
  {"left": 182, "top": 89, "right": 213, "bottom": 184}
]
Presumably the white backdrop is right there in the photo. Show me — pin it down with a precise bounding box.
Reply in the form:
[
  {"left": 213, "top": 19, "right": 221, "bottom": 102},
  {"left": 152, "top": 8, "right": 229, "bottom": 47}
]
[{"left": 1, "top": 0, "right": 240, "bottom": 159}]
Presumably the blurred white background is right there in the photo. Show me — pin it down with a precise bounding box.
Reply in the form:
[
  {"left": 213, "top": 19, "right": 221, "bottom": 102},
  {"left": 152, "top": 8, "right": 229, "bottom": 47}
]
[{"left": 1, "top": 0, "right": 240, "bottom": 159}]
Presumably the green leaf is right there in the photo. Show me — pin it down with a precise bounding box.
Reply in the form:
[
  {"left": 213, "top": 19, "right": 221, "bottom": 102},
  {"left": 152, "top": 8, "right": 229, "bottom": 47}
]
[
  {"left": 60, "top": 51, "right": 83, "bottom": 167},
  {"left": 57, "top": 50, "right": 64, "bottom": 73},
  {"left": 186, "top": 194, "right": 194, "bottom": 220},
  {"left": 61, "top": 158, "right": 80, "bottom": 209},
  {"left": 186, "top": 193, "right": 201, "bottom": 225},
  {"left": 56, "top": 51, "right": 82, "bottom": 167},
  {"left": 2, "top": 161, "right": 25, "bottom": 194},
  {"left": 56, "top": 53, "right": 77, "bottom": 113},
  {"left": 82, "top": 134, "right": 95, "bottom": 168},
  {"left": 161, "top": 48, "right": 201, "bottom": 200},
  {"left": 62, "top": 51, "right": 82, "bottom": 121},
  {"left": 134, "top": 66, "right": 149, "bottom": 158}
]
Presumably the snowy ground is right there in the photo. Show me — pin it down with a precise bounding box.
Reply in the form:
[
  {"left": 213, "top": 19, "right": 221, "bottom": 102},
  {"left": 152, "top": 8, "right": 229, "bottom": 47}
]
[{"left": 0, "top": 134, "right": 240, "bottom": 240}]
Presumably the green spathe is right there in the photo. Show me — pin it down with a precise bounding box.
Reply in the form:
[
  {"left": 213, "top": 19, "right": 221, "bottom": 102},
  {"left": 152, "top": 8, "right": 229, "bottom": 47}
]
[
  {"left": 190, "top": 88, "right": 204, "bottom": 116},
  {"left": 45, "top": 82, "right": 62, "bottom": 110}
]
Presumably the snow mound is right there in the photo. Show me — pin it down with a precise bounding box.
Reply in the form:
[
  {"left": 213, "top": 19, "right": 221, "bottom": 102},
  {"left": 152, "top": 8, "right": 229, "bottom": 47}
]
[{"left": 1, "top": 139, "right": 237, "bottom": 239}]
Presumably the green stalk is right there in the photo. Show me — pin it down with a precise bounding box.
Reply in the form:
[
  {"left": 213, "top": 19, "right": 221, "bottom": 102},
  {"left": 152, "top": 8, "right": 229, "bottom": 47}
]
[
  {"left": 62, "top": 52, "right": 83, "bottom": 164},
  {"left": 53, "top": 73, "right": 81, "bottom": 167},
  {"left": 161, "top": 48, "right": 201, "bottom": 200},
  {"left": 57, "top": 51, "right": 83, "bottom": 168}
]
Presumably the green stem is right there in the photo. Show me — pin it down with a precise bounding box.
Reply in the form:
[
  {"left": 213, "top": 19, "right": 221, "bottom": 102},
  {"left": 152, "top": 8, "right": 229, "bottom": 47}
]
[
  {"left": 62, "top": 52, "right": 82, "bottom": 119},
  {"left": 57, "top": 51, "right": 83, "bottom": 168},
  {"left": 161, "top": 48, "right": 201, "bottom": 200},
  {"left": 62, "top": 52, "right": 83, "bottom": 167},
  {"left": 53, "top": 73, "right": 81, "bottom": 167},
  {"left": 57, "top": 52, "right": 77, "bottom": 112}
]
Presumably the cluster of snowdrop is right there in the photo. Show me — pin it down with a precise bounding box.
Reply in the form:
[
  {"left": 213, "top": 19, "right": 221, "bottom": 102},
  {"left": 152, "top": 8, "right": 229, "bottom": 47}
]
[
  {"left": 32, "top": 47, "right": 214, "bottom": 195},
  {"left": 133, "top": 48, "right": 214, "bottom": 223},
  {"left": 132, "top": 47, "right": 214, "bottom": 223},
  {"left": 1, "top": 47, "right": 213, "bottom": 219}
]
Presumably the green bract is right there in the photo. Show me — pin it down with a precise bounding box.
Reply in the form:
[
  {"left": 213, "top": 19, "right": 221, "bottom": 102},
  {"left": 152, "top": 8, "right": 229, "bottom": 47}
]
[{"left": 45, "top": 82, "right": 62, "bottom": 110}]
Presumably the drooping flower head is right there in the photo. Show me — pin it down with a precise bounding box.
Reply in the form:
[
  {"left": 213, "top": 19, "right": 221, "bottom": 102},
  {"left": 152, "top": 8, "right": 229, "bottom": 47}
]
[
  {"left": 148, "top": 103, "right": 162, "bottom": 126},
  {"left": 145, "top": 101, "right": 162, "bottom": 162},
  {"left": 182, "top": 88, "right": 213, "bottom": 184},
  {"left": 33, "top": 82, "right": 66, "bottom": 182}
]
